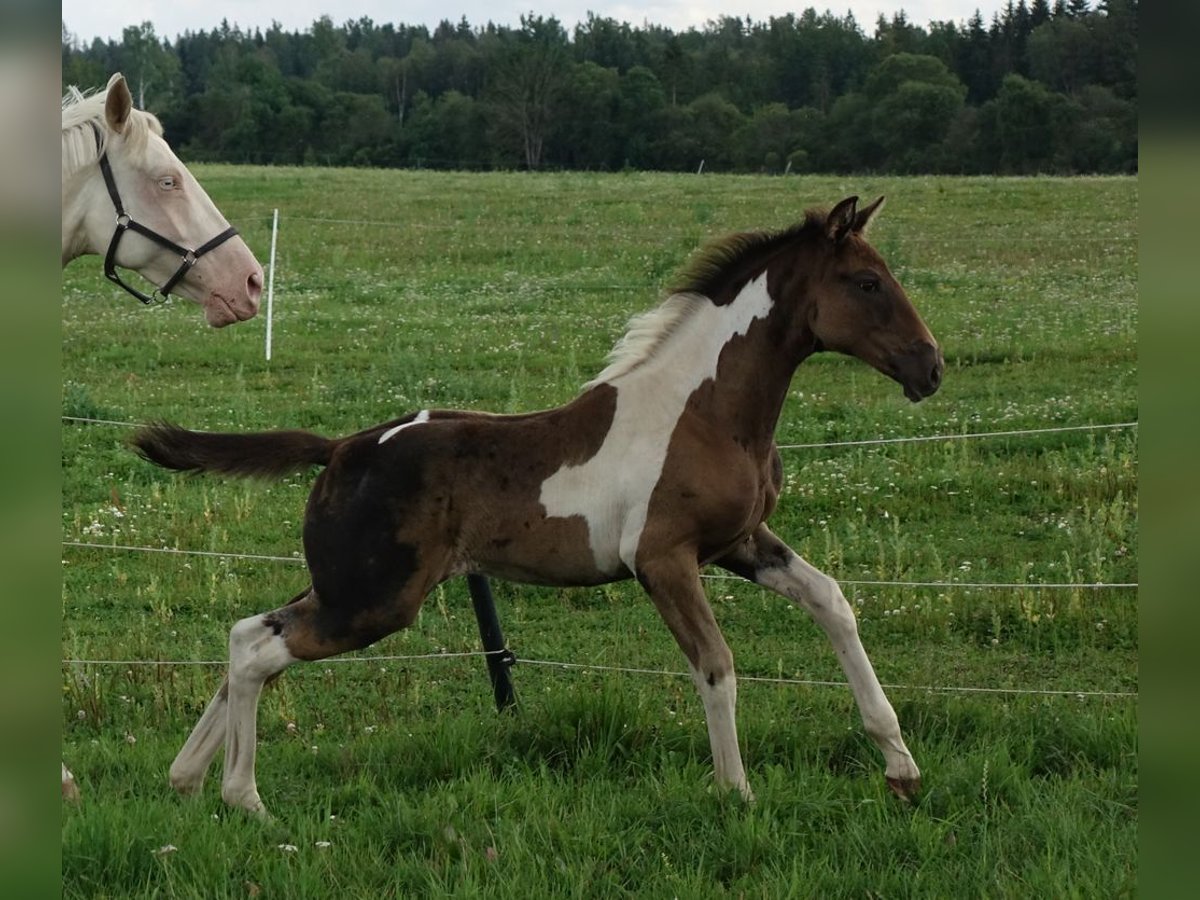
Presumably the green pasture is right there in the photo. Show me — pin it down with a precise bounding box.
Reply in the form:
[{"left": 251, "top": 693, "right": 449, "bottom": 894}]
[{"left": 61, "top": 169, "right": 1137, "bottom": 897}]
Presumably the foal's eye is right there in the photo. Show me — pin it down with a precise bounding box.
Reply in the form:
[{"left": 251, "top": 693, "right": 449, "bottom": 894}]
[{"left": 857, "top": 277, "right": 880, "bottom": 293}]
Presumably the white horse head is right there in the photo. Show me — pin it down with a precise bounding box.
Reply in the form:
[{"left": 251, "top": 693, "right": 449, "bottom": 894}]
[{"left": 62, "top": 73, "right": 263, "bottom": 327}]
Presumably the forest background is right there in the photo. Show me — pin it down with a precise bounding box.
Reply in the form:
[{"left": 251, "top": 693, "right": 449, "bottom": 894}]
[{"left": 61, "top": 1, "right": 1137, "bottom": 176}]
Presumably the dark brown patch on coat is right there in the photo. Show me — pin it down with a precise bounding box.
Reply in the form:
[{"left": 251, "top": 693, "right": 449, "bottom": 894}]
[{"left": 287, "top": 384, "right": 621, "bottom": 648}]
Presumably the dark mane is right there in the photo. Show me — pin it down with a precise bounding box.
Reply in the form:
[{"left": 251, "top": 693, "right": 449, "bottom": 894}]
[
  {"left": 587, "top": 208, "right": 831, "bottom": 386},
  {"left": 668, "top": 208, "right": 828, "bottom": 299}
]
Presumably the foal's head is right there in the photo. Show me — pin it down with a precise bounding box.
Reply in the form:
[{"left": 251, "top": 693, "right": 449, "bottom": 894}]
[{"left": 790, "top": 196, "right": 943, "bottom": 402}]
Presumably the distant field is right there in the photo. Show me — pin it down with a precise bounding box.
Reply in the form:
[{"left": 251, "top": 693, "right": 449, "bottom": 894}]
[{"left": 61, "top": 169, "right": 1137, "bottom": 897}]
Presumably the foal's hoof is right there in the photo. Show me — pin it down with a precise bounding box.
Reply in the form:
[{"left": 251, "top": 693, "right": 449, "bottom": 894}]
[
  {"left": 737, "top": 786, "right": 757, "bottom": 805},
  {"left": 886, "top": 774, "right": 922, "bottom": 802},
  {"left": 238, "top": 800, "right": 272, "bottom": 822},
  {"left": 169, "top": 771, "right": 205, "bottom": 797}
]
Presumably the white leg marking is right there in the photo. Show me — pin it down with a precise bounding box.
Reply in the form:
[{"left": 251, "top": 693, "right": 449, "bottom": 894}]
[
  {"left": 221, "top": 616, "right": 296, "bottom": 815},
  {"left": 541, "top": 277, "right": 776, "bottom": 574},
  {"left": 378, "top": 409, "right": 430, "bottom": 444},
  {"left": 169, "top": 677, "right": 228, "bottom": 795},
  {"left": 689, "top": 663, "right": 753, "bottom": 800},
  {"left": 759, "top": 554, "right": 919, "bottom": 786}
]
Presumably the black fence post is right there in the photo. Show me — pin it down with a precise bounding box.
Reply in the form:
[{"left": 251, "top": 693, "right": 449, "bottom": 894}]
[{"left": 466, "top": 574, "right": 516, "bottom": 711}]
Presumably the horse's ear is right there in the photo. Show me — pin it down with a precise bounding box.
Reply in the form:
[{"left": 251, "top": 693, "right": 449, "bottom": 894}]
[
  {"left": 105, "top": 73, "right": 133, "bottom": 135},
  {"left": 825, "top": 196, "right": 858, "bottom": 244},
  {"left": 853, "top": 196, "right": 886, "bottom": 234}
]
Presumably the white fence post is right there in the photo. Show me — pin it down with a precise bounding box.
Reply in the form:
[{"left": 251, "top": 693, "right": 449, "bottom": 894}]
[{"left": 265, "top": 208, "right": 279, "bottom": 361}]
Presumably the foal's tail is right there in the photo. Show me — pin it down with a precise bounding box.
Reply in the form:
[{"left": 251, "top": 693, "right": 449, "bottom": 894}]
[{"left": 131, "top": 422, "right": 336, "bottom": 480}]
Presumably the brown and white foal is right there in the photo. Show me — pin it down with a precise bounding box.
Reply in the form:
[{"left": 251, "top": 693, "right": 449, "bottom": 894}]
[{"left": 134, "top": 196, "right": 943, "bottom": 816}]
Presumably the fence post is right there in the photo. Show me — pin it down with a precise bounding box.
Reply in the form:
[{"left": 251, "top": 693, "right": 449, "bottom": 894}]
[
  {"left": 265, "top": 208, "right": 279, "bottom": 361},
  {"left": 467, "top": 574, "right": 516, "bottom": 711}
]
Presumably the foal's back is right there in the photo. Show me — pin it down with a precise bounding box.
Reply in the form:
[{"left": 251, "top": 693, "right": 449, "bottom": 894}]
[{"left": 305, "top": 387, "right": 628, "bottom": 595}]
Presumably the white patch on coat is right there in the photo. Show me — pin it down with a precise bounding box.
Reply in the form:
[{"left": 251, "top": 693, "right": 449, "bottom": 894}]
[
  {"left": 378, "top": 409, "right": 430, "bottom": 444},
  {"left": 540, "top": 275, "right": 774, "bottom": 574}
]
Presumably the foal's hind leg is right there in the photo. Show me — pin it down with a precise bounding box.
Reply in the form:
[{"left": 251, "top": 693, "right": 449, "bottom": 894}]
[
  {"left": 220, "top": 608, "right": 297, "bottom": 816},
  {"left": 62, "top": 762, "right": 80, "bottom": 802},
  {"left": 637, "top": 554, "right": 752, "bottom": 800},
  {"left": 220, "top": 581, "right": 434, "bottom": 816},
  {"left": 169, "top": 675, "right": 229, "bottom": 795},
  {"left": 170, "top": 588, "right": 309, "bottom": 797},
  {"left": 717, "top": 524, "right": 921, "bottom": 799}
]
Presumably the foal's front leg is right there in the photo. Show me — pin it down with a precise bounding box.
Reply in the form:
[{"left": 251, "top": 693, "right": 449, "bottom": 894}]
[
  {"left": 637, "top": 554, "right": 753, "bottom": 800},
  {"left": 717, "top": 524, "right": 921, "bottom": 799}
]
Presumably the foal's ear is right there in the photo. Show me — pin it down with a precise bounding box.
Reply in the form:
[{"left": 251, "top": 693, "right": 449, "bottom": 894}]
[
  {"left": 105, "top": 73, "right": 133, "bottom": 135},
  {"left": 825, "top": 196, "right": 858, "bottom": 244},
  {"left": 853, "top": 196, "right": 886, "bottom": 234}
]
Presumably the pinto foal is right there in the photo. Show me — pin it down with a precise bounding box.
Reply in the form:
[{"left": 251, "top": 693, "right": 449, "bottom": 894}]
[{"left": 134, "top": 196, "right": 943, "bottom": 816}]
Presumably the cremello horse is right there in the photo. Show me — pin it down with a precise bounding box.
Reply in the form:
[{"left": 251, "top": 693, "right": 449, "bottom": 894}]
[
  {"left": 62, "top": 73, "right": 263, "bottom": 326},
  {"left": 134, "top": 197, "right": 942, "bottom": 817},
  {"left": 62, "top": 73, "right": 265, "bottom": 800}
]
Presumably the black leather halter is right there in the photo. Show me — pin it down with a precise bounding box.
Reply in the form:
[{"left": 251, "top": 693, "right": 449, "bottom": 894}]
[{"left": 95, "top": 135, "right": 239, "bottom": 305}]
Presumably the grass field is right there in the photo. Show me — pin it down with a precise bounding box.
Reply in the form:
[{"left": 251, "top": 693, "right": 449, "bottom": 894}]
[{"left": 61, "top": 169, "right": 1137, "bottom": 897}]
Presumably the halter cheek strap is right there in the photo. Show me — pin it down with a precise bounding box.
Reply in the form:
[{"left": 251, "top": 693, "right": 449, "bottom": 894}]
[{"left": 95, "top": 136, "right": 239, "bottom": 305}]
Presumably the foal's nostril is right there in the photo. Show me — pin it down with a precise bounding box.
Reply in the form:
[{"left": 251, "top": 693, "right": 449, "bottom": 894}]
[{"left": 930, "top": 365, "right": 941, "bottom": 388}]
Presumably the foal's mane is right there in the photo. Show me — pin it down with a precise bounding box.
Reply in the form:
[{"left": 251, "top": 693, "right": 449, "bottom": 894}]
[
  {"left": 61, "top": 86, "right": 163, "bottom": 181},
  {"left": 586, "top": 210, "right": 826, "bottom": 387},
  {"left": 668, "top": 211, "right": 825, "bottom": 300}
]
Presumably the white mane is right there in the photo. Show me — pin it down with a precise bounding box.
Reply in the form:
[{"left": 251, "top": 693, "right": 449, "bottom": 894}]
[
  {"left": 584, "top": 292, "right": 710, "bottom": 388},
  {"left": 61, "top": 85, "right": 162, "bottom": 181}
]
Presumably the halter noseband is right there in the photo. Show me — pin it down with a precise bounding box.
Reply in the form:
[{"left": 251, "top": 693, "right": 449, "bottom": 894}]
[{"left": 94, "top": 127, "right": 239, "bottom": 305}]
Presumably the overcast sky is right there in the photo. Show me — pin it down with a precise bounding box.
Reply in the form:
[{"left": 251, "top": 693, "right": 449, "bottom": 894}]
[{"left": 63, "top": 1, "right": 1008, "bottom": 44}]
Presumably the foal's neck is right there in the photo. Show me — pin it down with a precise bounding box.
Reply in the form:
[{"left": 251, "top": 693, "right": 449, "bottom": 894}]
[{"left": 601, "top": 275, "right": 809, "bottom": 452}]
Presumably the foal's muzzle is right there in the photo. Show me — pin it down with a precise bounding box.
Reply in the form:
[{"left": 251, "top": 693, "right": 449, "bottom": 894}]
[{"left": 893, "top": 342, "right": 944, "bottom": 403}]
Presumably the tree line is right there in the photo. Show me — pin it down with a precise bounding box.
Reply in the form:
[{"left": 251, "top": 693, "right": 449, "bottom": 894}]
[{"left": 61, "top": 1, "right": 1137, "bottom": 175}]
